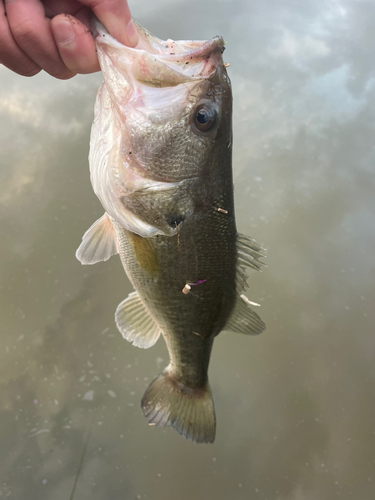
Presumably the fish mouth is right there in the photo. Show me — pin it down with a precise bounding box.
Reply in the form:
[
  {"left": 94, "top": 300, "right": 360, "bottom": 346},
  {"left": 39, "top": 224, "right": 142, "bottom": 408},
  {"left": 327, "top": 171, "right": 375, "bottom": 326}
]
[
  {"left": 93, "top": 18, "right": 225, "bottom": 85},
  {"left": 135, "top": 19, "right": 225, "bottom": 63}
]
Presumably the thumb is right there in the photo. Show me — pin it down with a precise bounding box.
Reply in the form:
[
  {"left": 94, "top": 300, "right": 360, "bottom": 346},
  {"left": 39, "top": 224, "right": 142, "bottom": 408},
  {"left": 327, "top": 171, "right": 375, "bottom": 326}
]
[{"left": 78, "top": 0, "right": 138, "bottom": 47}]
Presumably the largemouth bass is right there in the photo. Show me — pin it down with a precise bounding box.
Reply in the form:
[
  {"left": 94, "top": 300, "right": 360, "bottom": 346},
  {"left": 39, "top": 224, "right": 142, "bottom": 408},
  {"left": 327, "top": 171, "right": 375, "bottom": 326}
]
[{"left": 76, "top": 19, "right": 265, "bottom": 443}]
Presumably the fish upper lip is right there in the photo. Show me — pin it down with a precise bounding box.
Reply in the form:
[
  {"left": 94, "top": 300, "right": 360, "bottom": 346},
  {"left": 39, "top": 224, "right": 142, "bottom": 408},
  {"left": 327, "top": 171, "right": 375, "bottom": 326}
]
[
  {"left": 156, "top": 37, "right": 225, "bottom": 63},
  {"left": 94, "top": 17, "right": 225, "bottom": 67}
]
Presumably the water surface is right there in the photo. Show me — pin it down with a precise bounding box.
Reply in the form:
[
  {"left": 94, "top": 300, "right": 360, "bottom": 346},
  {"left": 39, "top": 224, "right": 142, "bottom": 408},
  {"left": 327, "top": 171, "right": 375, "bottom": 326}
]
[{"left": 1, "top": 0, "right": 375, "bottom": 498}]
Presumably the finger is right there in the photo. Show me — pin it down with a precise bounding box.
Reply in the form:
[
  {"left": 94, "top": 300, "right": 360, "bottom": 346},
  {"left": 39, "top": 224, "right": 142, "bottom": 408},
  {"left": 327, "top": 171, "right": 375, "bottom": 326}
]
[
  {"left": 5, "top": 0, "right": 75, "bottom": 79},
  {"left": 0, "top": 1, "right": 41, "bottom": 76},
  {"left": 41, "top": 1, "right": 92, "bottom": 28},
  {"left": 52, "top": 13, "right": 100, "bottom": 74},
  {"left": 43, "top": 0, "right": 81, "bottom": 18},
  {"left": 78, "top": 0, "right": 138, "bottom": 47}
]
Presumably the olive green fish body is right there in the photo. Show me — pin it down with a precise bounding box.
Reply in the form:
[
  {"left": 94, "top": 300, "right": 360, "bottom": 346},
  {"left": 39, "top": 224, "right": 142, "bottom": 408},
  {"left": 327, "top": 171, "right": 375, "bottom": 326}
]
[
  {"left": 113, "top": 179, "right": 237, "bottom": 388},
  {"left": 76, "top": 18, "right": 265, "bottom": 443}
]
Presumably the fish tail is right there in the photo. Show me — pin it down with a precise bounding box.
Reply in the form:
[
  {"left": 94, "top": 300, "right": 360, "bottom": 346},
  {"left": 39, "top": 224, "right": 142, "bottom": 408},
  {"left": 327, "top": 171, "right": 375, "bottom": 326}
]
[{"left": 141, "top": 367, "right": 216, "bottom": 443}]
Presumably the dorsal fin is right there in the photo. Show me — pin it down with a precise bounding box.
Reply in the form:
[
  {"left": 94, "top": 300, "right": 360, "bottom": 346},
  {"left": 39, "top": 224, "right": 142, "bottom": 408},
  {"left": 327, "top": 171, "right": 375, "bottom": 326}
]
[
  {"left": 115, "top": 291, "right": 161, "bottom": 349},
  {"left": 236, "top": 233, "right": 266, "bottom": 292},
  {"left": 76, "top": 213, "right": 118, "bottom": 265},
  {"left": 224, "top": 294, "right": 266, "bottom": 336}
]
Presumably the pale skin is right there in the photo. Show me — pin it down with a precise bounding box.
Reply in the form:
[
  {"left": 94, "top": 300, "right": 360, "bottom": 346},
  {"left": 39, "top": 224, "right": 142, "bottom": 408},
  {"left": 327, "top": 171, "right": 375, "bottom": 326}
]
[{"left": 0, "top": 0, "right": 138, "bottom": 79}]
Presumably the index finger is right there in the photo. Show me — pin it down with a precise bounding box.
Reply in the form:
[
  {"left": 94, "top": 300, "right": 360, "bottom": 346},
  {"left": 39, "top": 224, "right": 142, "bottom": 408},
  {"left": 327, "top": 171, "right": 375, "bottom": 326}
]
[{"left": 78, "top": 0, "right": 138, "bottom": 47}]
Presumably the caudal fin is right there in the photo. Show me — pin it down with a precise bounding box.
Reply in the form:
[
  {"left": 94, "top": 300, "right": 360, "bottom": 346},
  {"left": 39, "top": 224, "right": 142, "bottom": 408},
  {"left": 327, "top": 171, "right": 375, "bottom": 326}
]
[{"left": 141, "top": 368, "right": 216, "bottom": 443}]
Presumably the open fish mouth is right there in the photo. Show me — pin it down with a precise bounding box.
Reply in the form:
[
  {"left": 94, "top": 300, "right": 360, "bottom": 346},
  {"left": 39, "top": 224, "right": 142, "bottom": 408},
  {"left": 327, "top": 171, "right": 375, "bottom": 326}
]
[
  {"left": 93, "top": 18, "right": 225, "bottom": 87},
  {"left": 89, "top": 18, "right": 230, "bottom": 238}
]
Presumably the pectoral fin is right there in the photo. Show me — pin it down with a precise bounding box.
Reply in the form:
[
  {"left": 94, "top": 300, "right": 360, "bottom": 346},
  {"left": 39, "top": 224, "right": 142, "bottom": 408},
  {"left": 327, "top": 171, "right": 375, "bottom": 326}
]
[
  {"left": 76, "top": 213, "right": 118, "bottom": 265},
  {"left": 224, "top": 294, "right": 266, "bottom": 336},
  {"left": 115, "top": 291, "right": 161, "bottom": 349}
]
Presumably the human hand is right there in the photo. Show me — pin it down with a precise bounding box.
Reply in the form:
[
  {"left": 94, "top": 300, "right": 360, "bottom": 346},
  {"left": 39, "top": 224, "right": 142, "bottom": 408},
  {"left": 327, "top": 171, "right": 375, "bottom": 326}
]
[{"left": 0, "top": 0, "right": 138, "bottom": 79}]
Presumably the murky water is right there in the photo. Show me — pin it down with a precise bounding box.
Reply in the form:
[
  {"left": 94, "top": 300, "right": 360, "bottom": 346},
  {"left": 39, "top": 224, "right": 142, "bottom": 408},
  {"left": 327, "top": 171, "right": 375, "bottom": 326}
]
[{"left": 1, "top": 0, "right": 375, "bottom": 498}]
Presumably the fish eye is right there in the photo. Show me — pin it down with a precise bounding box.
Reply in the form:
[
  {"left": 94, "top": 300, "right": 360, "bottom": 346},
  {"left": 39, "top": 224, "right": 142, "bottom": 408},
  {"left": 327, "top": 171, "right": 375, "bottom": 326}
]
[{"left": 194, "top": 104, "right": 217, "bottom": 132}]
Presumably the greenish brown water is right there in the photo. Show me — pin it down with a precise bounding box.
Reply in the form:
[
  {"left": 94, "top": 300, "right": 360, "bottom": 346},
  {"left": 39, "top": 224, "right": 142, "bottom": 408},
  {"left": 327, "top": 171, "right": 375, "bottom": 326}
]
[{"left": 1, "top": 0, "right": 375, "bottom": 498}]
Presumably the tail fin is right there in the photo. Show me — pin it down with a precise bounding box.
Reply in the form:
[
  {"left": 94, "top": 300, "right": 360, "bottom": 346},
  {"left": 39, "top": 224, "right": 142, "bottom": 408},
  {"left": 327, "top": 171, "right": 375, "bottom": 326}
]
[{"left": 141, "top": 368, "right": 216, "bottom": 443}]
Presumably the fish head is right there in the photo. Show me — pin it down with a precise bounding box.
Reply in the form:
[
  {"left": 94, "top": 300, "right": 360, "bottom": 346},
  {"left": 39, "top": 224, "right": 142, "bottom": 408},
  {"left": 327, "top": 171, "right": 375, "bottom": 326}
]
[{"left": 90, "top": 20, "right": 232, "bottom": 236}]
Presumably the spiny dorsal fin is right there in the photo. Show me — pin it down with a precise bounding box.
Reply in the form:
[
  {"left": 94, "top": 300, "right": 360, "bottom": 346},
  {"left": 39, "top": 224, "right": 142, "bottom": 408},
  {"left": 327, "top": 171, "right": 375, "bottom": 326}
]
[
  {"left": 76, "top": 213, "right": 118, "bottom": 265},
  {"left": 224, "top": 293, "right": 266, "bottom": 336},
  {"left": 236, "top": 233, "right": 266, "bottom": 292},
  {"left": 115, "top": 291, "right": 161, "bottom": 349}
]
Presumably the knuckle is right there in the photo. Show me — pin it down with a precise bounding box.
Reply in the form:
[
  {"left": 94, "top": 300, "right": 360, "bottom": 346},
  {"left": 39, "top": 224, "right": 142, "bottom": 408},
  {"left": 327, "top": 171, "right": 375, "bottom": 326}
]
[
  {"left": 0, "top": 55, "right": 40, "bottom": 77},
  {"left": 89, "top": 0, "right": 107, "bottom": 7},
  {"left": 53, "top": 68, "right": 76, "bottom": 80},
  {"left": 11, "top": 20, "right": 37, "bottom": 46},
  {"left": 0, "top": 31, "right": 6, "bottom": 47},
  {"left": 20, "top": 66, "right": 41, "bottom": 77},
  {"left": 0, "top": 24, "right": 11, "bottom": 51}
]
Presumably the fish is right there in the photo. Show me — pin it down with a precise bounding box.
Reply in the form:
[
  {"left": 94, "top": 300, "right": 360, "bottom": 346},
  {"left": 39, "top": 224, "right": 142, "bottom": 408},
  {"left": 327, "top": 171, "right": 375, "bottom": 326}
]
[{"left": 76, "top": 19, "right": 266, "bottom": 443}]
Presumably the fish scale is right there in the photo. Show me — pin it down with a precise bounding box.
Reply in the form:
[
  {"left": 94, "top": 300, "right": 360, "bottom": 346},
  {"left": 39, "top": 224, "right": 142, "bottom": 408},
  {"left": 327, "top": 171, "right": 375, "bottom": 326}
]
[{"left": 76, "top": 18, "right": 266, "bottom": 443}]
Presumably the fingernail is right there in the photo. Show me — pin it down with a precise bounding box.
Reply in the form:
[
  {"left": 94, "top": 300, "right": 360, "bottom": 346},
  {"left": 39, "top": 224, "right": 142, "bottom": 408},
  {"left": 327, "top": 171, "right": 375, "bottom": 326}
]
[
  {"left": 54, "top": 18, "right": 76, "bottom": 47},
  {"left": 126, "top": 20, "right": 139, "bottom": 47}
]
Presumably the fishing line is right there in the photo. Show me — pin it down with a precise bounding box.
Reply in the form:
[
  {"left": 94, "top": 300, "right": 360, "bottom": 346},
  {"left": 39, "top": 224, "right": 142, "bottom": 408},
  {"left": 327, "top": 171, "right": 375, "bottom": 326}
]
[{"left": 69, "top": 422, "right": 93, "bottom": 500}]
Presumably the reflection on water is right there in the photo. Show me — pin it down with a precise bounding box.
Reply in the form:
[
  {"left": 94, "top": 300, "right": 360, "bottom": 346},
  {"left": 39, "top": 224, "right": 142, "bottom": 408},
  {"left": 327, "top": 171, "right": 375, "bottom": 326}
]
[{"left": 1, "top": 0, "right": 375, "bottom": 498}]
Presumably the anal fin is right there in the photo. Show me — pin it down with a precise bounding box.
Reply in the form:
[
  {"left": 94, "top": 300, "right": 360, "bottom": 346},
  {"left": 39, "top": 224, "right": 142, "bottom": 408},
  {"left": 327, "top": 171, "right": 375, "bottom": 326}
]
[
  {"left": 225, "top": 294, "right": 266, "bottom": 336},
  {"left": 115, "top": 291, "right": 161, "bottom": 349},
  {"left": 76, "top": 213, "right": 118, "bottom": 265}
]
